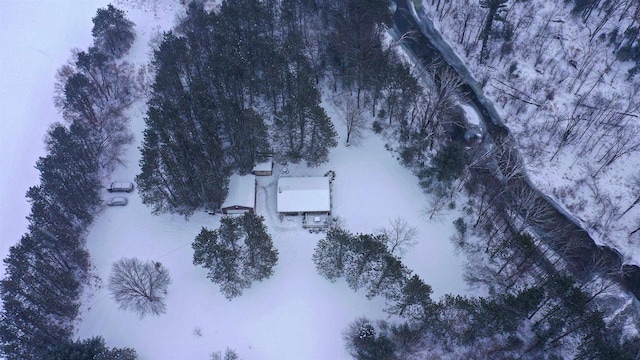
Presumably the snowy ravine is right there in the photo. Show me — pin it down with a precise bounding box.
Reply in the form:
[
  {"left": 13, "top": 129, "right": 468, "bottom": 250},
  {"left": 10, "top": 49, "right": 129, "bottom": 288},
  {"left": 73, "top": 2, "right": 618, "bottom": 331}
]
[
  {"left": 393, "top": 0, "right": 640, "bottom": 297},
  {"left": 407, "top": 0, "right": 640, "bottom": 268}
]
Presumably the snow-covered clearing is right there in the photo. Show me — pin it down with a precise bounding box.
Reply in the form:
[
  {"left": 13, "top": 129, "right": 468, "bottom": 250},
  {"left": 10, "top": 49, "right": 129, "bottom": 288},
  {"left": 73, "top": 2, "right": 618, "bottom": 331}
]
[
  {"left": 76, "top": 92, "right": 469, "bottom": 359},
  {"left": 70, "top": 3, "right": 469, "bottom": 359},
  {"left": 1, "top": 1, "right": 469, "bottom": 357}
]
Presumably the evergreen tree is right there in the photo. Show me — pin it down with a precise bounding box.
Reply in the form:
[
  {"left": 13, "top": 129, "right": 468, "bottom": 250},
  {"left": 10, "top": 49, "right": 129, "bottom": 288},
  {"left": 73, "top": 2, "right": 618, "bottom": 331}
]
[
  {"left": 272, "top": 54, "right": 337, "bottom": 166},
  {"left": 312, "top": 227, "right": 354, "bottom": 281},
  {"left": 193, "top": 215, "right": 278, "bottom": 299},
  {"left": 344, "top": 318, "right": 397, "bottom": 360},
  {"left": 239, "top": 213, "right": 279, "bottom": 282},
  {"left": 193, "top": 224, "right": 248, "bottom": 300},
  {"left": 387, "top": 274, "right": 435, "bottom": 320},
  {"left": 46, "top": 336, "right": 137, "bottom": 360},
  {"left": 430, "top": 142, "right": 466, "bottom": 183},
  {"left": 92, "top": 4, "right": 135, "bottom": 58}
]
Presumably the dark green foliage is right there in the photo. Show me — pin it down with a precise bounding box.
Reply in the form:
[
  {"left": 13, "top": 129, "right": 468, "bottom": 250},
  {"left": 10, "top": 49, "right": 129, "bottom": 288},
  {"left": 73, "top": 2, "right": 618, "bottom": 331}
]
[
  {"left": 193, "top": 213, "right": 278, "bottom": 299},
  {"left": 478, "top": 0, "right": 509, "bottom": 61},
  {"left": 92, "top": 4, "right": 135, "bottom": 58},
  {"left": 430, "top": 142, "right": 466, "bottom": 182},
  {"left": 2, "top": 5, "right": 137, "bottom": 359},
  {"left": 272, "top": 54, "right": 337, "bottom": 165},
  {"left": 312, "top": 227, "right": 353, "bottom": 281},
  {"left": 313, "top": 228, "right": 410, "bottom": 300},
  {"left": 239, "top": 213, "right": 279, "bottom": 282},
  {"left": 137, "top": 1, "right": 336, "bottom": 214},
  {"left": 193, "top": 224, "right": 248, "bottom": 299},
  {"left": 387, "top": 275, "right": 435, "bottom": 321},
  {"left": 453, "top": 217, "right": 467, "bottom": 238},
  {"left": 610, "top": 26, "right": 640, "bottom": 79},
  {"left": 0, "top": 123, "right": 101, "bottom": 359},
  {"left": 372, "top": 120, "right": 382, "bottom": 133},
  {"left": 344, "top": 318, "right": 397, "bottom": 360},
  {"left": 46, "top": 336, "right": 137, "bottom": 360}
]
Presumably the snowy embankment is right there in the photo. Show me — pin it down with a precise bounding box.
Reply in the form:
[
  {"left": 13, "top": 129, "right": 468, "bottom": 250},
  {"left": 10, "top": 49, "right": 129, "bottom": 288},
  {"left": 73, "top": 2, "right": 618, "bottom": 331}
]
[
  {"left": 74, "top": 2, "right": 469, "bottom": 360},
  {"left": 411, "top": 0, "right": 640, "bottom": 267}
]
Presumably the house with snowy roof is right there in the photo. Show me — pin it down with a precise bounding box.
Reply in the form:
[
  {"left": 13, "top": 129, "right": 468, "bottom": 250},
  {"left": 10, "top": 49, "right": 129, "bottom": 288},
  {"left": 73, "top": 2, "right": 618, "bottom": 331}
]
[
  {"left": 221, "top": 174, "right": 256, "bottom": 214},
  {"left": 277, "top": 176, "right": 331, "bottom": 228}
]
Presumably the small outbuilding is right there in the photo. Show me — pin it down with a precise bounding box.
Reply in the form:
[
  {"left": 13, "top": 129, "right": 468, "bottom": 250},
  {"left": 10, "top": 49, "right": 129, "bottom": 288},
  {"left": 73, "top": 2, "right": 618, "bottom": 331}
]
[
  {"left": 252, "top": 158, "right": 273, "bottom": 176},
  {"left": 221, "top": 174, "right": 256, "bottom": 214}
]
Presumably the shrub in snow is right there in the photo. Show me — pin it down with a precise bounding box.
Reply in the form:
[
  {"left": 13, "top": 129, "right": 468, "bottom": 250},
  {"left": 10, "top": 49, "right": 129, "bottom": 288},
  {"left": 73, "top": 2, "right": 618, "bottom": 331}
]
[{"left": 210, "top": 348, "right": 240, "bottom": 360}]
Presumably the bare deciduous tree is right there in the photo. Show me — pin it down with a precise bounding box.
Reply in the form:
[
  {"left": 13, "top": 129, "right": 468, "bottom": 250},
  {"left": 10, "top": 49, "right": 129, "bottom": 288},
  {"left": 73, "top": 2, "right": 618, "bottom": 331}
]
[
  {"left": 335, "top": 95, "right": 368, "bottom": 146},
  {"left": 108, "top": 257, "right": 171, "bottom": 318},
  {"left": 376, "top": 217, "right": 418, "bottom": 256},
  {"left": 423, "top": 182, "right": 453, "bottom": 220}
]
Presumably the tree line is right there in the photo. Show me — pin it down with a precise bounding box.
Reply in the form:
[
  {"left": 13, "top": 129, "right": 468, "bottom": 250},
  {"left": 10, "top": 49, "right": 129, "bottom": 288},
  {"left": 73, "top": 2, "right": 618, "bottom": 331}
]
[
  {"left": 0, "top": 5, "right": 138, "bottom": 359},
  {"left": 313, "top": 225, "right": 638, "bottom": 359}
]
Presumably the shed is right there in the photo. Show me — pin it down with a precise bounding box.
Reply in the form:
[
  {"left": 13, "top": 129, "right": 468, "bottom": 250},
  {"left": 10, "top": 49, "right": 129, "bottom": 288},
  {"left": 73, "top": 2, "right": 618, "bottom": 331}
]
[
  {"left": 252, "top": 158, "right": 273, "bottom": 176},
  {"left": 277, "top": 177, "right": 330, "bottom": 214},
  {"left": 221, "top": 174, "right": 256, "bottom": 214}
]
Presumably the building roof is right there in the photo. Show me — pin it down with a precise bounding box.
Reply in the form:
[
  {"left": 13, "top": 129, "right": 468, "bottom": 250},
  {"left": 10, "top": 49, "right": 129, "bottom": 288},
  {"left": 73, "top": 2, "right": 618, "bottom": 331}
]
[
  {"left": 277, "top": 177, "right": 330, "bottom": 213},
  {"left": 253, "top": 158, "right": 273, "bottom": 172},
  {"left": 221, "top": 174, "right": 256, "bottom": 209}
]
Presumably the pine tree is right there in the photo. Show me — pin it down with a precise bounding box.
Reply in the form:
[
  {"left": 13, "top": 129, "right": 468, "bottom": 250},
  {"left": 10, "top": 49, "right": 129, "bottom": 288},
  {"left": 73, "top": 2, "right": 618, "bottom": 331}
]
[
  {"left": 91, "top": 4, "right": 135, "bottom": 58},
  {"left": 239, "top": 213, "right": 279, "bottom": 282},
  {"left": 193, "top": 215, "right": 278, "bottom": 299},
  {"left": 193, "top": 224, "right": 248, "bottom": 300},
  {"left": 46, "top": 336, "right": 137, "bottom": 360},
  {"left": 312, "top": 227, "right": 355, "bottom": 281},
  {"left": 388, "top": 274, "right": 435, "bottom": 320}
]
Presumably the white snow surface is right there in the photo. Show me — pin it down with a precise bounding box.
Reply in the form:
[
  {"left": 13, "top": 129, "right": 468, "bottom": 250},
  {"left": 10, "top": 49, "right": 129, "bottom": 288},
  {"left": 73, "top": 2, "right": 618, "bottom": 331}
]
[
  {"left": 252, "top": 158, "right": 273, "bottom": 173},
  {"left": 276, "top": 177, "right": 331, "bottom": 213},
  {"left": 221, "top": 174, "right": 256, "bottom": 210},
  {"left": 459, "top": 103, "right": 480, "bottom": 126},
  {"left": 1, "top": 0, "right": 470, "bottom": 358},
  {"left": 77, "top": 95, "right": 470, "bottom": 357},
  {"left": 416, "top": 0, "right": 640, "bottom": 266},
  {"left": 0, "top": 0, "right": 110, "bottom": 288}
]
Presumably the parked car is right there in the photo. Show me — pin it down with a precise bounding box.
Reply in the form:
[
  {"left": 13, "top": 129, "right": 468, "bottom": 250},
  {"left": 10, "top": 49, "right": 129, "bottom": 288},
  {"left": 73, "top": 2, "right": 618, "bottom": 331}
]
[
  {"left": 107, "top": 182, "right": 134, "bottom": 193},
  {"left": 106, "top": 197, "right": 128, "bottom": 206}
]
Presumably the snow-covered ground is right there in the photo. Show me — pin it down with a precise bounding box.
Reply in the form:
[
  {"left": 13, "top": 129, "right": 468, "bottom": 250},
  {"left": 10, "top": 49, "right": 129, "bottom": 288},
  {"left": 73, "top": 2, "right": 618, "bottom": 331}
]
[
  {"left": 414, "top": 0, "right": 640, "bottom": 266},
  {"left": 1, "top": 1, "right": 469, "bottom": 357},
  {"left": 66, "top": 2, "right": 468, "bottom": 359},
  {"left": 0, "top": 0, "right": 109, "bottom": 288},
  {"left": 76, "top": 95, "right": 469, "bottom": 359}
]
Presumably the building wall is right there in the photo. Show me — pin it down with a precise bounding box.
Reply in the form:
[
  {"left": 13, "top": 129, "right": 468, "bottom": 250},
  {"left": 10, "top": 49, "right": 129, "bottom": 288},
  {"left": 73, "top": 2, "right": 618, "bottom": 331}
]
[{"left": 221, "top": 206, "right": 254, "bottom": 214}]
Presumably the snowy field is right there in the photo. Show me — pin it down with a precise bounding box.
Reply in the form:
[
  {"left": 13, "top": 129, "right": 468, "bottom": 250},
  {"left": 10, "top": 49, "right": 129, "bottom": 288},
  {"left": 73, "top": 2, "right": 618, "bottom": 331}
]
[
  {"left": 76, "top": 91, "right": 469, "bottom": 359},
  {"left": 0, "top": 0, "right": 110, "bottom": 289},
  {"left": 0, "top": 1, "right": 471, "bottom": 359}
]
